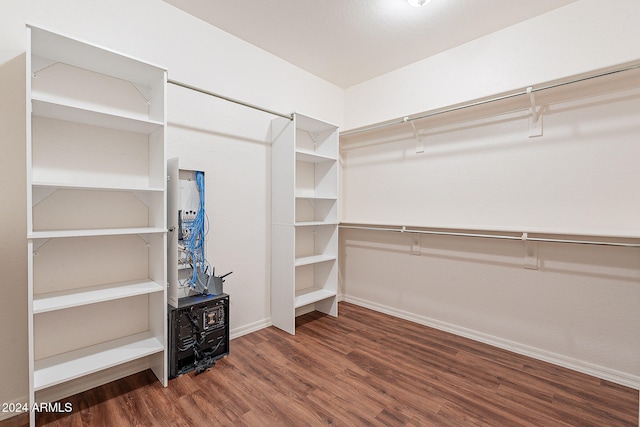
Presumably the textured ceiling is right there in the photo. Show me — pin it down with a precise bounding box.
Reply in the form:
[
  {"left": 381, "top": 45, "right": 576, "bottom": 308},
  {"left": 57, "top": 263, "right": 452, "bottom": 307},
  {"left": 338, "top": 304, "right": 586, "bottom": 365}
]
[{"left": 163, "top": 0, "right": 579, "bottom": 88}]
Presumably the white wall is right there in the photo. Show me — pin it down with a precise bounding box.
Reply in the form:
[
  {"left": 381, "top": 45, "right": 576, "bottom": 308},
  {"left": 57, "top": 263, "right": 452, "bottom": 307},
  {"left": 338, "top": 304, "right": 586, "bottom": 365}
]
[
  {"left": 344, "top": 0, "right": 640, "bottom": 131},
  {"left": 341, "top": 76, "right": 640, "bottom": 234},
  {"left": 340, "top": 0, "right": 640, "bottom": 388},
  {"left": 0, "top": 0, "right": 343, "bottom": 413}
]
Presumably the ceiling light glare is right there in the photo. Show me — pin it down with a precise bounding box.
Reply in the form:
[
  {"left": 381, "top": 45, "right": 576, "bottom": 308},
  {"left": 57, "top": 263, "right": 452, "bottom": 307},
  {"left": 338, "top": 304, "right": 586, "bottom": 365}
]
[{"left": 407, "top": 0, "right": 431, "bottom": 7}]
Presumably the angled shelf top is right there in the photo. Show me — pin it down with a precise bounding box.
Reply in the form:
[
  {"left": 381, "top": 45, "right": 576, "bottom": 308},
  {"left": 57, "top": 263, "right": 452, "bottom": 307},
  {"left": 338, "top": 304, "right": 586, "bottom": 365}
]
[
  {"left": 29, "top": 24, "right": 165, "bottom": 87},
  {"left": 295, "top": 113, "right": 338, "bottom": 134}
]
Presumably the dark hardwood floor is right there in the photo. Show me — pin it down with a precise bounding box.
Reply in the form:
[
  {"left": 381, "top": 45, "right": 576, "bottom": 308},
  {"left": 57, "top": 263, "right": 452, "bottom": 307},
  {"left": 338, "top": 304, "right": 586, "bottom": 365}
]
[{"left": 3, "top": 302, "right": 638, "bottom": 426}]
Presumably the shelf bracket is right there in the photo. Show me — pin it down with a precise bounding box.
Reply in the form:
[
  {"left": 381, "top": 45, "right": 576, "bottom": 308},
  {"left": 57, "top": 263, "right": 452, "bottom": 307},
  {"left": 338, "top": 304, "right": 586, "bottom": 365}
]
[
  {"left": 527, "top": 87, "right": 543, "bottom": 138},
  {"left": 306, "top": 130, "right": 321, "bottom": 146},
  {"left": 131, "top": 82, "right": 152, "bottom": 103},
  {"left": 306, "top": 129, "right": 332, "bottom": 151},
  {"left": 31, "top": 238, "right": 50, "bottom": 253},
  {"left": 31, "top": 187, "right": 58, "bottom": 207},
  {"left": 136, "top": 234, "right": 155, "bottom": 245},
  {"left": 406, "top": 117, "right": 424, "bottom": 154},
  {"left": 132, "top": 191, "right": 152, "bottom": 207},
  {"left": 522, "top": 232, "right": 539, "bottom": 269}
]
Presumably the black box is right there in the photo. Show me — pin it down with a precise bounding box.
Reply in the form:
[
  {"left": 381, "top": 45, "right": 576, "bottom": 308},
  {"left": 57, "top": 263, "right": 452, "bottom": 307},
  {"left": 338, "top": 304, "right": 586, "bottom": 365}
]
[{"left": 169, "top": 293, "right": 229, "bottom": 378}]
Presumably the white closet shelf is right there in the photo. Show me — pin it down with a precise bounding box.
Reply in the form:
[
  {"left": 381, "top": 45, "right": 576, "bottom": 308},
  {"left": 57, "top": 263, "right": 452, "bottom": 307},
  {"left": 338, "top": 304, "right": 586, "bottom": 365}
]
[
  {"left": 295, "top": 195, "right": 337, "bottom": 201},
  {"left": 295, "top": 221, "right": 339, "bottom": 227},
  {"left": 295, "top": 150, "right": 337, "bottom": 163},
  {"left": 29, "top": 25, "right": 165, "bottom": 88},
  {"left": 33, "top": 332, "right": 164, "bottom": 391},
  {"left": 32, "top": 181, "right": 164, "bottom": 193},
  {"left": 295, "top": 254, "right": 337, "bottom": 267},
  {"left": 32, "top": 95, "right": 162, "bottom": 134},
  {"left": 33, "top": 280, "right": 163, "bottom": 314},
  {"left": 29, "top": 227, "right": 166, "bottom": 239},
  {"left": 294, "top": 288, "right": 337, "bottom": 309},
  {"left": 339, "top": 222, "right": 640, "bottom": 241}
]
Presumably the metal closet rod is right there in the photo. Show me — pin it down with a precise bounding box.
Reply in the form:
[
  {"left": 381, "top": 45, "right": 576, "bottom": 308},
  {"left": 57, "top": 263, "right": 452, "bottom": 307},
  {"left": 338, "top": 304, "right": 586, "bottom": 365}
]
[
  {"left": 339, "top": 224, "right": 640, "bottom": 248},
  {"left": 168, "top": 78, "right": 293, "bottom": 120},
  {"left": 340, "top": 62, "right": 640, "bottom": 136}
]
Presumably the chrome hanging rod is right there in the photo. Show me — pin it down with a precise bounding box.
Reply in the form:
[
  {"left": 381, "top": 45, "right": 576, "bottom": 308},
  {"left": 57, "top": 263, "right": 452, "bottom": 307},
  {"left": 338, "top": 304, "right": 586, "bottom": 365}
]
[
  {"left": 168, "top": 78, "right": 293, "bottom": 120},
  {"left": 339, "top": 224, "right": 640, "bottom": 248},
  {"left": 340, "top": 62, "right": 640, "bottom": 137}
]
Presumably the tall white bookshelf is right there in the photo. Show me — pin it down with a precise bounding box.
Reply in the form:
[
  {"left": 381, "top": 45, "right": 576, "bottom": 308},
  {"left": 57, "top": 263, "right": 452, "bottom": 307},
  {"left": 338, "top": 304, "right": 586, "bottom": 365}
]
[
  {"left": 26, "top": 24, "right": 167, "bottom": 422},
  {"left": 271, "top": 113, "right": 339, "bottom": 334}
]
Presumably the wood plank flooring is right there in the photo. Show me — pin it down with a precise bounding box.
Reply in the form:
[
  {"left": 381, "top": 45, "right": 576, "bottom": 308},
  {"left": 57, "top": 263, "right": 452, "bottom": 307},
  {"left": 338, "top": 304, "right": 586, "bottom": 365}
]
[{"left": 3, "top": 302, "right": 638, "bottom": 426}]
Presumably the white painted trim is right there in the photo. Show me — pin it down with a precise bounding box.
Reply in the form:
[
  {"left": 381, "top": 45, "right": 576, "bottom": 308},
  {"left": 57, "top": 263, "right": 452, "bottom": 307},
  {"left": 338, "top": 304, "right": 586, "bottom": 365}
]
[
  {"left": 230, "top": 318, "right": 272, "bottom": 340},
  {"left": 344, "top": 295, "right": 640, "bottom": 391}
]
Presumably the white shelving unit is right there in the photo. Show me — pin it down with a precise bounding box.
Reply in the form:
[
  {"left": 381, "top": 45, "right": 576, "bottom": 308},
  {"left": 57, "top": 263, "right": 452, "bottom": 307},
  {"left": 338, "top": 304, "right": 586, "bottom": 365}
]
[
  {"left": 26, "top": 24, "right": 167, "bottom": 422},
  {"left": 271, "top": 113, "right": 339, "bottom": 334}
]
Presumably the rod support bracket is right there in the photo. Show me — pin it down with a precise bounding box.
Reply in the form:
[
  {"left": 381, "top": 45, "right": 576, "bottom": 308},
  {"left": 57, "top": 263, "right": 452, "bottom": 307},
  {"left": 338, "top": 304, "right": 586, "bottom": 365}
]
[
  {"left": 409, "top": 232, "right": 421, "bottom": 256},
  {"left": 527, "top": 87, "right": 543, "bottom": 138},
  {"left": 522, "top": 232, "right": 539, "bottom": 269},
  {"left": 405, "top": 117, "right": 424, "bottom": 154}
]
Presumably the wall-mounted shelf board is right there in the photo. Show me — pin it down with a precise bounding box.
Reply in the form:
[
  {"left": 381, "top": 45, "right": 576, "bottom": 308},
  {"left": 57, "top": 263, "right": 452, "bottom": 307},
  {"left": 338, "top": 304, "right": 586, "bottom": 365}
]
[
  {"left": 30, "top": 25, "right": 163, "bottom": 87},
  {"left": 295, "top": 254, "right": 337, "bottom": 267},
  {"left": 32, "top": 182, "right": 164, "bottom": 193},
  {"left": 33, "top": 280, "right": 163, "bottom": 314},
  {"left": 295, "top": 221, "right": 338, "bottom": 227},
  {"left": 295, "top": 196, "right": 337, "bottom": 200},
  {"left": 32, "top": 95, "right": 163, "bottom": 134},
  {"left": 295, "top": 150, "right": 336, "bottom": 163},
  {"left": 33, "top": 332, "right": 164, "bottom": 391},
  {"left": 294, "top": 288, "right": 337, "bottom": 309},
  {"left": 29, "top": 227, "right": 166, "bottom": 239},
  {"left": 339, "top": 222, "right": 640, "bottom": 242}
]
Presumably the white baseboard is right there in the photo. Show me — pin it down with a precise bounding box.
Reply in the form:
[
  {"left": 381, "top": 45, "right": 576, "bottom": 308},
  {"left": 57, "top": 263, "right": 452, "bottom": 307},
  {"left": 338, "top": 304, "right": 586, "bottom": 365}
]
[
  {"left": 241, "top": 295, "right": 346, "bottom": 338},
  {"left": 230, "top": 318, "right": 271, "bottom": 339},
  {"left": 344, "top": 295, "right": 640, "bottom": 391}
]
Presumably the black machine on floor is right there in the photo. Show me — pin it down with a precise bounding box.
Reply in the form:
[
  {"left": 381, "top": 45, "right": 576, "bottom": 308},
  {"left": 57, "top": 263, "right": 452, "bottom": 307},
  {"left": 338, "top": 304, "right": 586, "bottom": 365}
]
[{"left": 169, "top": 293, "right": 229, "bottom": 378}]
